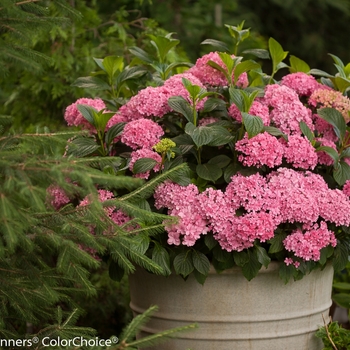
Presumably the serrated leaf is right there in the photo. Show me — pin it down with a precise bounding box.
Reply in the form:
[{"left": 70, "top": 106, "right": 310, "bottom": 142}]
[
  {"left": 77, "top": 104, "right": 97, "bottom": 125},
  {"left": 333, "top": 161, "right": 350, "bottom": 186},
  {"left": 208, "top": 155, "right": 231, "bottom": 168},
  {"left": 316, "top": 146, "right": 339, "bottom": 163},
  {"left": 333, "top": 242, "right": 350, "bottom": 272},
  {"left": 132, "top": 158, "right": 158, "bottom": 174},
  {"left": 242, "top": 112, "right": 264, "bottom": 138},
  {"left": 128, "top": 46, "right": 153, "bottom": 63},
  {"left": 67, "top": 137, "right": 100, "bottom": 157},
  {"left": 289, "top": 55, "right": 310, "bottom": 73},
  {"left": 202, "top": 97, "right": 226, "bottom": 113},
  {"left": 103, "top": 56, "right": 124, "bottom": 79},
  {"left": 152, "top": 244, "right": 171, "bottom": 276},
  {"left": 105, "top": 122, "right": 126, "bottom": 146},
  {"left": 317, "top": 108, "right": 346, "bottom": 143},
  {"left": 263, "top": 126, "right": 288, "bottom": 140},
  {"left": 72, "top": 76, "right": 110, "bottom": 90},
  {"left": 242, "top": 49, "right": 270, "bottom": 59},
  {"left": 168, "top": 96, "right": 194, "bottom": 123},
  {"left": 206, "top": 125, "right": 234, "bottom": 146},
  {"left": 188, "top": 125, "right": 213, "bottom": 148},
  {"left": 256, "top": 246, "right": 271, "bottom": 268},
  {"left": 299, "top": 121, "right": 314, "bottom": 142},
  {"left": 192, "top": 251, "right": 210, "bottom": 276},
  {"left": 268, "top": 232, "right": 287, "bottom": 254},
  {"left": 241, "top": 250, "right": 261, "bottom": 281},
  {"left": 200, "top": 39, "right": 229, "bottom": 52},
  {"left": 229, "top": 87, "right": 244, "bottom": 110},
  {"left": 173, "top": 252, "right": 194, "bottom": 277},
  {"left": 233, "top": 60, "right": 260, "bottom": 85},
  {"left": 193, "top": 269, "right": 207, "bottom": 285},
  {"left": 269, "top": 37, "right": 288, "bottom": 73},
  {"left": 196, "top": 163, "right": 222, "bottom": 182},
  {"left": 131, "top": 234, "right": 150, "bottom": 255},
  {"left": 204, "top": 234, "right": 218, "bottom": 250},
  {"left": 116, "top": 66, "right": 148, "bottom": 86}
]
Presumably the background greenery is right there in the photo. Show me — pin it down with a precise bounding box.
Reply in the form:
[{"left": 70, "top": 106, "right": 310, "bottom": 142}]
[{"left": 1, "top": 0, "right": 350, "bottom": 343}]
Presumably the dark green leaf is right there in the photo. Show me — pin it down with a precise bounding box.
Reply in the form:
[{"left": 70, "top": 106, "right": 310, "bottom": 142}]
[
  {"left": 232, "top": 250, "right": 249, "bottom": 266},
  {"left": 129, "top": 46, "right": 153, "bottom": 64},
  {"left": 242, "top": 49, "right": 270, "bottom": 59},
  {"left": 116, "top": 66, "right": 148, "bottom": 86},
  {"left": 289, "top": 55, "right": 310, "bottom": 73},
  {"left": 132, "top": 158, "right": 158, "bottom": 174},
  {"left": 152, "top": 244, "right": 171, "bottom": 276},
  {"left": 200, "top": 39, "right": 230, "bottom": 52},
  {"left": 317, "top": 108, "right": 346, "bottom": 143},
  {"left": 77, "top": 104, "right": 97, "bottom": 125},
  {"left": 67, "top": 137, "right": 100, "bottom": 157},
  {"left": 241, "top": 250, "right": 261, "bottom": 281},
  {"left": 208, "top": 155, "right": 231, "bottom": 168},
  {"left": 333, "top": 243, "right": 350, "bottom": 272},
  {"left": 263, "top": 126, "right": 287, "bottom": 140},
  {"left": 316, "top": 146, "right": 339, "bottom": 163},
  {"left": 204, "top": 234, "right": 218, "bottom": 250},
  {"left": 196, "top": 163, "right": 222, "bottom": 182},
  {"left": 279, "top": 263, "right": 294, "bottom": 284},
  {"left": 229, "top": 87, "right": 244, "bottom": 110},
  {"left": 192, "top": 251, "right": 210, "bottom": 276},
  {"left": 206, "top": 126, "right": 234, "bottom": 146},
  {"left": 202, "top": 97, "right": 227, "bottom": 113},
  {"left": 268, "top": 232, "right": 287, "bottom": 254},
  {"left": 242, "top": 112, "right": 264, "bottom": 138},
  {"left": 131, "top": 234, "right": 150, "bottom": 255},
  {"left": 333, "top": 161, "right": 350, "bottom": 186},
  {"left": 173, "top": 252, "right": 194, "bottom": 277},
  {"left": 193, "top": 269, "right": 207, "bottom": 285},
  {"left": 72, "top": 76, "right": 110, "bottom": 90},
  {"left": 187, "top": 125, "right": 213, "bottom": 148},
  {"left": 168, "top": 96, "right": 194, "bottom": 123},
  {"left": 299, "top": 121, "right": 314, "bottom": 142},
  {"left": 105, "top": 122, "right": 126, "bottom": 146},
  {"left": 256, "top": 246, "right": 271, "bottom": 268}
]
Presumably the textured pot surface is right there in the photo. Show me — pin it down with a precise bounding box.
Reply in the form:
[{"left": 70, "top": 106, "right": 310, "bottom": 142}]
[{"left": 129, "top": 262, "right": 333, "bottom": 350}]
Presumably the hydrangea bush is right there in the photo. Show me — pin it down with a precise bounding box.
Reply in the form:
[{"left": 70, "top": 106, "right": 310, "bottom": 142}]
[{"left": 62, "top": 23, "right": 350, "bottom": 283}]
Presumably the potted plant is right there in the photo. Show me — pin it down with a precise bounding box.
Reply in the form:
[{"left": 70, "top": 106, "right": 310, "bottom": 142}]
[{"left": 63, "top": 23, "right": 350, "bottom": 349}]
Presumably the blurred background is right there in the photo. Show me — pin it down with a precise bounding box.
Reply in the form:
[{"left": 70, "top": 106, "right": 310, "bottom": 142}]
[{"left": 1, "top": 0, "right": 350, "bottom": 129}]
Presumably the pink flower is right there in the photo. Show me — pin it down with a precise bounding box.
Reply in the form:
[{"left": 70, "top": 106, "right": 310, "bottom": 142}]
[
  {"left": 235, "top": 132, "right": 284, "bottom": 168},
  {"left": 309, "top": 88, "right": 350, "bottom": 123},
  {"left": 64, "top": 98, "right": 106, "bottom": 132},
  {"left": 283, "top": 222, "right": 337, "bottom": 262},
  {"left": 118, "top": 86, "right": 171, "bottom": 120},
  {"left": 47, "top": 185, "right": 71, "bottom": 210},
  {"left": 188, "top": 51, "right": 248, "bottom": 87},
  {"left": 343, "top": 180, "right": 350, "bottom": 197},
  {"left": 228, "top": 100, "right": 270, "bottom": 125},
  {"left": 283, "top": 135, "right": 318, "bottom": 170},
  {"left": 263, "top": 84, "right": 314, "bottom": 134},
  {"left": 281, "top": 72, "right": 322, "bottom": 97},
  {"left": 129, "top": 148, "right": 162, "bottom": 179},
  {"left": 121, "top": 119, "right": 164, "bottom": 150}
]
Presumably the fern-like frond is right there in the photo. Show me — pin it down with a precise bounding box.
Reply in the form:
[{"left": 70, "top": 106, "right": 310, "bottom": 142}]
[{"left": 119, "top": 163, "right": 191, "bottom": 202}]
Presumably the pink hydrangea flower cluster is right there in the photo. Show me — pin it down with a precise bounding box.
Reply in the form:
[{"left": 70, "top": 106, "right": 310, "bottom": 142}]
[
  {"left": 235, "top": 132, "right": 284, "bottom": 168},
  {"left": 129, "top": 148, "right": 162, "bottom": 179},
  {"left": 121, "top": 118, "right": 164, "bottom": 150},
  {"left": 188, "top": 51, "right": 249, "bottom": 88},
  {"left": 154, "top": 166, "right": 350, "bottom": 261},
  {"left": 309, "top": 88, "right": 350, "bottom": 123},
  {"left": 154, "top": 182, "right": 209, "bottom": 246},
  {"left": 284, "top": 222, "right": 337, "bottom": 262},
  {"left": 64, "top": 98, "right": 106, "bottom": 133},
  {"left": 228, "top": 101, "right": 270, "bottom": 125},
  {"left": 343, "top": 180, "right": 350, "bottom": 197},
  {"left": 47, "top": 184, "right": 71, "bottom": 210},
  {"left": 262, "top": 84, "right": 314, "bottom": 134},
  {"left": 281, "top": 72, "right": 323, "bottom": 97},
  {"left": 235, "top": 133, "right": 318, "bottom": 170}
]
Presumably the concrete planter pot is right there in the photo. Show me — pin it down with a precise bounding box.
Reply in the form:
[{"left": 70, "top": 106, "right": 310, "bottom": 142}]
[{"left": 129, "top": 262, "right": 334, "bottom": 350}]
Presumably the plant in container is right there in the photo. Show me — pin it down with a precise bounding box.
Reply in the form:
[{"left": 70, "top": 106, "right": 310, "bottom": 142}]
[{"left": 63, "top": 23, "right": 350, "bottom": 350}]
